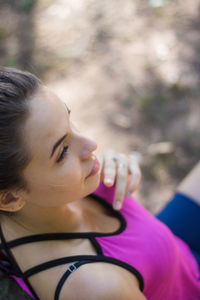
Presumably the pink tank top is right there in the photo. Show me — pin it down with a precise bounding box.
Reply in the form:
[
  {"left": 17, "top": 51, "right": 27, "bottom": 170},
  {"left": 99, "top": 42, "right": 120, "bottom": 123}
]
[
  {"left": 0, "top": 182, "right": 200, "bottom": 299},
  {"left": 95, "top": 183, "right": 200, "bottom": 299}
]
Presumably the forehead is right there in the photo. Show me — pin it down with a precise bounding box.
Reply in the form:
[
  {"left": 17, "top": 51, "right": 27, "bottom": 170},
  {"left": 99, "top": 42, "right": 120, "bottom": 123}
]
[{"left": 23, "top": 86, "right": 68, "bottom": 163}]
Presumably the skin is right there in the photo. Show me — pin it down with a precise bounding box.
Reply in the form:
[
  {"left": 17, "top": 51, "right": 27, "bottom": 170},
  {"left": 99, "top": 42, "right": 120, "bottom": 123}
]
[
  {"left": 2, "top": 84, "right": 198, "bottom": 299},
  {"left": 98, "top": 150, "right": 141, "bottom": 209},
  {"left": 0, "top": 85, "right": 141, "bottom": 233},
  {"left": 0, "top": 85, "right": 144, "bottom": 300}
]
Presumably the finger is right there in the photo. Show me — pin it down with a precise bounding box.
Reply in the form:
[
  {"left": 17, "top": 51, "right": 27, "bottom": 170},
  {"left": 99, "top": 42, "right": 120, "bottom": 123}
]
[
  {"left": 130, "top": 151, "right": 143, "bottom": 164},
  {"left": 125, "top": 170, "right": 141, "bottom": 197},
  {"left": 113, "top": 157, "right": 128, "bottom": 210},
  {"left": 125, "top": 157, "right": 142, "bottom": 197},
  {"left": 103, "top": 150, "right": 117, "bottom": 186}
]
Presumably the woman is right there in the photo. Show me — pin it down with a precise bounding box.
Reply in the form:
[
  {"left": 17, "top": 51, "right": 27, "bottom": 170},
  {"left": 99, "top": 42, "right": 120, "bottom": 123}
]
[{"left": 0, "top": 67, "right": 199, "bottom": 300}]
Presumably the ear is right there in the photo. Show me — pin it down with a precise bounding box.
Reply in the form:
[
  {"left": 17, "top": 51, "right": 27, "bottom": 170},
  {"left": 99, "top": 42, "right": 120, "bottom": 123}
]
[{"left": 0, "top": 191, "right": 26, "bottom": 212}]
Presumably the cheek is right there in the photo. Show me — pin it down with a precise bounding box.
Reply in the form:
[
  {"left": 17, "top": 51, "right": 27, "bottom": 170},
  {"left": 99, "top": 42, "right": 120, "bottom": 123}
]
[
  {"left": 24, "top": 157, "right": 85, "bottom": 205},
  {"left": 26, "top": 164, "right": 85, "bottom": 207},
  {"left": 49, "top": 161, "right": 84, "bottom": 192}
]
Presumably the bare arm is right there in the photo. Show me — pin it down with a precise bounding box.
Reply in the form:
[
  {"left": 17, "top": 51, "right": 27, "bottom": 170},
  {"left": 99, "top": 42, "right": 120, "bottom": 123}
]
[{"left": 177, "top": 161, "right": 200, "bottom": 205}]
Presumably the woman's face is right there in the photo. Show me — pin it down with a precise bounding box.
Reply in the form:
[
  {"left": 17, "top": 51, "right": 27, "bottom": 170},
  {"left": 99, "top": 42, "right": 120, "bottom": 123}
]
[{"left": 21, "top": 86, "right": 100, "bottom": 208}]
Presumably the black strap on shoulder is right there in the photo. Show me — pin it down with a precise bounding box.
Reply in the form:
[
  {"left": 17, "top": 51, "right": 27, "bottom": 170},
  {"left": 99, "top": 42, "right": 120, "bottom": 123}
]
[
  {"left": 54, "top": 260, "right": 94, "bottom": 300},
  {"left": 24, "top": 255, "right": 97, "bottom": 278}
]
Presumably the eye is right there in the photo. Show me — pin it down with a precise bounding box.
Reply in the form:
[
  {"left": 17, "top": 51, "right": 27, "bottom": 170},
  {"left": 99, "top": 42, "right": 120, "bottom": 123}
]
[{"left": 56, "top": 145, "right": 69, "bottom": 163}]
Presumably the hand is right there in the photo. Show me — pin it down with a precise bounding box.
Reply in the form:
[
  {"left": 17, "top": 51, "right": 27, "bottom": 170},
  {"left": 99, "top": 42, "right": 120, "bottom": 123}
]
[{"left": 96, "top": 149, "right": 142, "bottom": 210}]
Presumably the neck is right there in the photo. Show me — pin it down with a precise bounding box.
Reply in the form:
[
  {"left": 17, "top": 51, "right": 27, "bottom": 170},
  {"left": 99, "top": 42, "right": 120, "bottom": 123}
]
[{"left": 7, "top": 201, "right": 84, "bottom": 234}]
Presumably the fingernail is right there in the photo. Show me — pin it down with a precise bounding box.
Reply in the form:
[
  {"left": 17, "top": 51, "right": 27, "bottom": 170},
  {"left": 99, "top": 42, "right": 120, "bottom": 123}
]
[
  {"left": 104, "top": 178, "right": 113, "bottom": 186},
  {"left": 114, "top": 201, "right": 121, "bottom": 210}
]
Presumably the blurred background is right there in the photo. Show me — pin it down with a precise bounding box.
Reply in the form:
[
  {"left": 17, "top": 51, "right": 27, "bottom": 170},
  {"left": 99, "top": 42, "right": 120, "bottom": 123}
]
[{"left": 0, "top": 0, "right": 200, "bottom": 298}]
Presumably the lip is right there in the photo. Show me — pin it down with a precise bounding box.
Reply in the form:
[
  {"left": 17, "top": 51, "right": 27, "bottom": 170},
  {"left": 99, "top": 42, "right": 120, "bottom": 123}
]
[{"left": 86, "top": 154, "right": 100, "bottom": 178}]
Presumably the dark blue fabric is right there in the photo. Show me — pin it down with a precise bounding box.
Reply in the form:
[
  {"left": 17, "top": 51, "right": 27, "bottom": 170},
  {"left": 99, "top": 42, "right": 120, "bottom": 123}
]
[{"left": 156, "top": 192, "right": 200, "bottom": 268}]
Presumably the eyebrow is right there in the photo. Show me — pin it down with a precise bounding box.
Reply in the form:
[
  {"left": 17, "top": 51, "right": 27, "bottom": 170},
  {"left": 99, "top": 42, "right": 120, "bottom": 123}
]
[
  {"left": 50, "top": 103, "right": 71, "bottom": 159},
  {"left": 50, "top": 134, "right": 68, "bottom": 159}
]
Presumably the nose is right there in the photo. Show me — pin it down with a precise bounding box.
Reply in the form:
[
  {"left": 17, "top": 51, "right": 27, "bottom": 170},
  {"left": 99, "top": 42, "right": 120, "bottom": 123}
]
[{"left": 80, "top": 137, "right": 97, "bottom": 160}]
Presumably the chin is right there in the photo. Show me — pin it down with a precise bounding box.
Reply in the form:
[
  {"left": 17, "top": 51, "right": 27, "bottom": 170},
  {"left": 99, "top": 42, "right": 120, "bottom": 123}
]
[{"left": 84, "top": 172, "right": 101, "bottom": 196}]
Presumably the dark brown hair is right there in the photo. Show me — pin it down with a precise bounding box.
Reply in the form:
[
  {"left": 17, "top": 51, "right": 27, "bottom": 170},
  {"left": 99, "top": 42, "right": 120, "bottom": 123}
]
[{"left": 0, "top": 66, "right": 41, "bottom": 193}]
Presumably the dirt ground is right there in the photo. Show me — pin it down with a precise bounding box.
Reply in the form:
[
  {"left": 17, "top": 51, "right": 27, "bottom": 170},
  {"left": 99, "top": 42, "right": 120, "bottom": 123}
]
[{"left": 0, "top": 0, "right": 200, "bottom": 298}]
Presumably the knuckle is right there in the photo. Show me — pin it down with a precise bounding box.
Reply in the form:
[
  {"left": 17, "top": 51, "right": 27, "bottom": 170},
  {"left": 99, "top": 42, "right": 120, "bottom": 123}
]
[
  {"left": 118, "top": 160, "right": 128, "bottom": 168},
  {"left": 119, "top": 170, "right": 128, "bottom": 178},
  {"left": 118, "top": 164, "right": 127, "bottom": 171}
]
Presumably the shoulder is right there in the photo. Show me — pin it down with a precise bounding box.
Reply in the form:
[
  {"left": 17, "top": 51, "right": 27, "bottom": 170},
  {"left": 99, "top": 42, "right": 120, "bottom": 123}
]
[{"left": 59, "top": 262, "right": 147, "bottom": 300}]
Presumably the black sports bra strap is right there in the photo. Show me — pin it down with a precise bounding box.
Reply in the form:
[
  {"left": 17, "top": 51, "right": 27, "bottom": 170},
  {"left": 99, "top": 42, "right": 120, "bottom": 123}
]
[
  {"left": 54, "top": 260, "right": 94, "bottom": 300},
  {"left": 0, "top": 232, "right": 91, "bottom": 250},
  {"left": 24, "top": 255, "right": 98, "bottom": 278}
]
